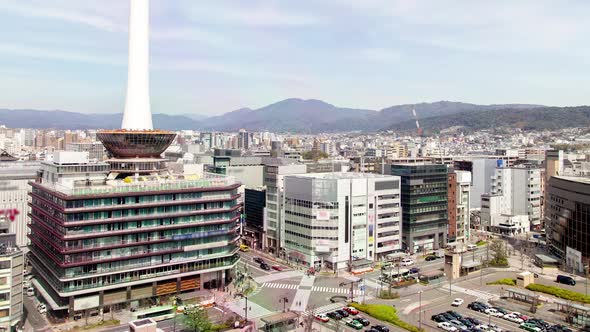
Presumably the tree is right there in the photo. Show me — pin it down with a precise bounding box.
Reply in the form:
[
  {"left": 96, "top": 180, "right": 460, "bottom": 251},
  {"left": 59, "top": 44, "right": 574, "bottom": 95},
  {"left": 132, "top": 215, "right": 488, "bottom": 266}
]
[
  {"left": 489, "top": 239, "right": 508, "bottom": 267},
  {"left": 184, "top": 306, "right": 213, "bottom": 332}
]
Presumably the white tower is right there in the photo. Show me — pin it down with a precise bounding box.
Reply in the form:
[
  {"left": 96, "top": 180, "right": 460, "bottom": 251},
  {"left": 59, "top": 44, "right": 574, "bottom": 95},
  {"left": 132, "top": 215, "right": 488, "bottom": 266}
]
[{"left": 121, "top": 0, "right": 153, "bottom": 130}]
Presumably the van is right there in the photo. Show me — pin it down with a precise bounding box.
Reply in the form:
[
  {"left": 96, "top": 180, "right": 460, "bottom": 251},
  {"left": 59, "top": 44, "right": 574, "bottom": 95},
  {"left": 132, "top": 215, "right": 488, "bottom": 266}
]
[
  {"left": 239, "top": 244, "right": 250, "bottom": 252},
  {"left": 556, "top": 275, "right": 576, "bottom": 286},
  {"left": 467, "top": 244, "right": 477, "bottom": 251}
]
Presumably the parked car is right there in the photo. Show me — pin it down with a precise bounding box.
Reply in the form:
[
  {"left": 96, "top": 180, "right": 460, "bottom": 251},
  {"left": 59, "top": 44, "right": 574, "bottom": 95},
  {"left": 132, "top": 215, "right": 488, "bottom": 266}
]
[
  {"left": 425, "top": 255, "right": 439, "bottom": 261},
  {"left": 410, "top": 267, "right": 420, "bottom": 274},
  {"left": 504, "top": 313, "right": 524, "bottom": 324},
  {"left": 354, "top": 317, "right": 370, "bottom": 326},
  {"left": 446, "top": 310, "right": 462, "bottom": 319},
  {"left": 449, "top": 319, "right": 469, "bottom": 331},
  {"left": 438, "top": 322, "right": 458, "bottom": 331},
  {"left": 466, "top": 317, "right": 482, "bottom": 325},
  {"left": 314, "top": 314, "right": 329, "bottom": 322},
  {"left": 432, "top": 314, "right": 448, "bottom": 323},
  {"left": 494, "top": 307, "right": 508, "bottom": 315},
  {"left": 371, "top": 325, "right": 389, "bottom": 332},
  {"left": 468, "top": 302, "right": 487, "bottom": 312},
  {"left": 520, "top": 322, "right": 542, "bottom": 332},
  {"left": 556, "top": 275, "right": 576, "bottom": 286},
  {"left": 344, "top": 318, "right": 363, "bottom": 330},
  {"left": 335, "top": 309, "right": 349, "bottom": 317},
  {"left": 401, "top": 258, "right": 414, "bottom": 266},
  {"left": 343, "top": 306, "right": 359, "bottom": 315},
  {"left": 484, "top": 308, "right": 503, "bottom": 317},
  {"left": 271, "top": 265, "right": 283, "bottom": 271},
  {"left": 327, "top": 311, "right": 342, "bottom": 320},
  {"left": 467, "top": 244, "right": 478, "bottom": 251},
  {"left": 488, "top": 323, "right": 503, "bottom": 332},
  {"left": 451, "top": 298, "right": 464, "bottom": 307}
]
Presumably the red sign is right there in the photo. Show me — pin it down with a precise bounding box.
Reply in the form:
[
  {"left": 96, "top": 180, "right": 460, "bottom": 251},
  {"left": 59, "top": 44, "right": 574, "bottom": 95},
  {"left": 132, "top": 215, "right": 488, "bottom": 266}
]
[{"left": 0, "top": 209, "right": 19, "bottom": 222}]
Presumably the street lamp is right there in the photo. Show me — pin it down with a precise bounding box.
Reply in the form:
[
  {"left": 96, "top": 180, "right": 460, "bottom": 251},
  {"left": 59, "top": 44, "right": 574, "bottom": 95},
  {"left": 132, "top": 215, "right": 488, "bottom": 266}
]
[{"left": 237, "top": 293, "right": 251, "bottom": 323}]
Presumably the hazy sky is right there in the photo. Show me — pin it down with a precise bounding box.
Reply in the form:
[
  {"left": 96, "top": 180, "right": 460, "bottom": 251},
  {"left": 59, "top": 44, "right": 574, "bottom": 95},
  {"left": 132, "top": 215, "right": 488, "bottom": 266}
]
[{"left": 0, "top": 0, "right": 589, "bottom": 116}]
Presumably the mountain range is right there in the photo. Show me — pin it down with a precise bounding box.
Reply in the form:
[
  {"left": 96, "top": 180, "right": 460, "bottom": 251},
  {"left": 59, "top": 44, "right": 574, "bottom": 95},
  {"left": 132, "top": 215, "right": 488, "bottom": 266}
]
[{"left": 1, "top": 99, "right": 581, "bottom": 133}]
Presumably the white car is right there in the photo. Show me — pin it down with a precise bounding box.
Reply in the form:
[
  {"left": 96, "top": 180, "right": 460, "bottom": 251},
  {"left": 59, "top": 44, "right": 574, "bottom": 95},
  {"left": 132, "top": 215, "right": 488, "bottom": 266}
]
[
  {"left": 503, "top": 313, "right": 523, "bottom": 324},
  {"left": 451, "top": 298, "right": 464, "bottom": 306},
  {"left": 26, "top": 287, "right": 34, "bottom": 297},
  {"left": 484, "top": 308, "right": 504, "bottom": 317},
  {"left": 488, "top": 323, "right": 503, "bottom": 332},
  {"left": 37, "top": 303, "right": 47, "bottom": 314},
  {"left": 401, "top": 258, "right": 414, "bottom": 266},
  {"left": 475, "top": 325, "right": 490, "bottom": 331},
  {"left": 438, "top": 322, "right": 457, "bottom": 331}
]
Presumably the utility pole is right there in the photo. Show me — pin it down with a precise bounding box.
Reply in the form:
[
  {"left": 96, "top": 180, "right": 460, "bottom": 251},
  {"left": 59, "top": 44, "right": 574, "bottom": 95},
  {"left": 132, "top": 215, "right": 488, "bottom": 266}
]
[
  {"left": 480, "top": 256, "right": 483, "bottom": 286},
  {"left": 418, "top": 291, "right": 423, "bottom": 330}
]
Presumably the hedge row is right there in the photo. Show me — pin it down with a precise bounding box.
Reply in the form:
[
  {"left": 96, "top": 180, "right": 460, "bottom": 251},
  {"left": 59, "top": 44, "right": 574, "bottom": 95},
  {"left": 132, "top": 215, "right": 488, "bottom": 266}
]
[
  {"left": 526, "top": 284, "right": 590, "bottom": 303},
  {"left": 487, "top": 278, "right": 516, "bottom": 286},
  {"left": 349, "top": 303, "right": 423, "bottom": 332}
]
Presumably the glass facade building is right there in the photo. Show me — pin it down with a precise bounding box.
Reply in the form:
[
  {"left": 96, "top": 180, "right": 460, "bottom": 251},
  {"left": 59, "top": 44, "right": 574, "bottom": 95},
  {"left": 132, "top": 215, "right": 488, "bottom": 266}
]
[{"left": 387, "top": 163, "right": 448, "bottom": 254}]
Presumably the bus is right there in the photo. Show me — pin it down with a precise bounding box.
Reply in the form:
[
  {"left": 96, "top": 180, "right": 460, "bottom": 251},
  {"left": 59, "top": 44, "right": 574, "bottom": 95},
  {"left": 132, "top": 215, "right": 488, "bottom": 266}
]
[{"left": 132, "top": 305, "right": 175, "bottom": 321}]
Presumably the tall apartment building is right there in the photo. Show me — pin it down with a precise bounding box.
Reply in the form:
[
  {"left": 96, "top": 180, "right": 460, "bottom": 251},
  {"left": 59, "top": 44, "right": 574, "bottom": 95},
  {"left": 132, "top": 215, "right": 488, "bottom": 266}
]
[
  {"left": 480, "top": 166, "right": 541, "bottom": 234},
  {"left": 386, "top": 163, "right": 448, "bottom": 253},
  {"left": 447, "top": 172, "right": 457, "bottom": 243},
  {"left": 282, "top": 173, "right": 401, "bottom": 271},
  {"left": 264, "top": 162, "right": 307, "bottom": 254},
  {"left": 546, "top": 176, "right": 590, "bottom": 272}
]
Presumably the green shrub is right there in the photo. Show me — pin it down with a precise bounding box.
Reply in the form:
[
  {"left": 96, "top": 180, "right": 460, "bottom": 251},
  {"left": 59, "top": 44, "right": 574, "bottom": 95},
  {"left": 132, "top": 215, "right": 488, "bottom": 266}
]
[
  {"left": 489, "top": 258, "right": 509, "bottom": 267},
  {"left": 526, "top": 284, "right": 590, "bottom": 304},
  {"left": 349, "top": 303, "right": 423, "bottom": 332},
  {"left": 378, "top": 290, "right": 400, "bottom": 299},
  {"left": 487, "top": 278, "right": 516, "bottom": 286},
  {"left": 476, "top": 240, "right": 487, "bottom": 246}
]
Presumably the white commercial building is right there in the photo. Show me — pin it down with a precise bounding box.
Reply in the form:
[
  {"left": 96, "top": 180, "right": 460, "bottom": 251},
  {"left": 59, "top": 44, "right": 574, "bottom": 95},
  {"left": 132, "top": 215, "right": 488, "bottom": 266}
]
[
  {"left": 282, "top": 173, "right": 401, "bottom": 272},
  {"left": 455, "top": 170, "right": 471, "bottom": 242},
  {"left": 480, "top": 166, "right": 541, "bottom": 235}
]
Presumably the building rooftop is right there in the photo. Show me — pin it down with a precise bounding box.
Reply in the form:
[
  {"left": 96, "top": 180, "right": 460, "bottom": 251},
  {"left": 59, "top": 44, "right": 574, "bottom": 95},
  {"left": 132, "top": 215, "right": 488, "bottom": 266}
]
[
  {"left": 289, "top": 172, "right": 395, "bottom": 180},
  {"left": 34, "top": 172, "right": 236, "bottom": 196},
  {"left": 554, "top": 175, "right": 590, "bottom": 184}
]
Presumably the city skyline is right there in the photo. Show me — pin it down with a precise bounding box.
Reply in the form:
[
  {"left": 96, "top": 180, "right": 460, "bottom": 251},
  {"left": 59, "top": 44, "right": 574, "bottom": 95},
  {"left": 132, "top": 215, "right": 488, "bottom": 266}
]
[{"left": 1, "top": 0, "right": 590, "bottom": 116}]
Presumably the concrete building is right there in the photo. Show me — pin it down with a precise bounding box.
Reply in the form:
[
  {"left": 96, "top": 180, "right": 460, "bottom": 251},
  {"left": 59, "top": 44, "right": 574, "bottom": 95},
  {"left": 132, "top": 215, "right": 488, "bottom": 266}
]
[
  {"left": 0, "top": 158, "right": 39, "bottom": 249},
  {"left": 386, "top": 163, "right": 448, "bottom": 254},
  {"left": 454, "top": 171, "right": 471, "bottom": 242},
  {"left": 29, "top": 153, "right": 240, "bottom": 316},
  {"left": 480, "top": 166, "right": 541, "bottom": 234},
  {"left": 264, "top": 162, "right": 307, "bottom": 254},
  {"left": 282, "top": 173, "right": 401, "bottom": 271},
  {"left": 66, "top": 142, "right": 106, "bottom": 161},
  {"left": 546, "top": 176, "right": 590, "bottom": 271},
  {"left": 454, "top": 158, "right": 498, "bottom": 209},
  {"left": 0, "top": 227, "right": 23, "bottom": 332}
]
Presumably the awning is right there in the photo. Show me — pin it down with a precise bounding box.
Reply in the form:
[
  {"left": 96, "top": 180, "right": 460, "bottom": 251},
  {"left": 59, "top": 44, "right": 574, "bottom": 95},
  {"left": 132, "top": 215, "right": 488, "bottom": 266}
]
[
  {"left": 260, "top": 311, "right": 299, "bottom": 325},
  {"left": 31, "top": 279, "right": 68, "bottom": 310},
  {"left": 461, "top": 260, "right": 481, "bottom": 268}
]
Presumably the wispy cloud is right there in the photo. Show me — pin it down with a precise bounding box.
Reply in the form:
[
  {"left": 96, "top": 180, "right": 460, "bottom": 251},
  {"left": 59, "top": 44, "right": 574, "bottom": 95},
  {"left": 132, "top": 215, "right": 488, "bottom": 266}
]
[
  {"left": 0, "top": 1, "right": 126, "bottom": 31},
  {"left": 0, "top": 44, "right": 124, "bottom": 66}
]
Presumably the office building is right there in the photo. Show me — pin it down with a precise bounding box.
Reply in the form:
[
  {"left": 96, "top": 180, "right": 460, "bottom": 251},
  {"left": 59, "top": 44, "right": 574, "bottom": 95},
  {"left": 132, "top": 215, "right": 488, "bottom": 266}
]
[
  {"left": 28, "top": 1, "right": 240, "bottom": 317},
  {"left": 264, "top": 162, "right": 307, "bottom": 254},
  {"left": 243, "top": 188, "right": 266, "bottom": 250},
  {"left": 386, "top": 163, "right": 448, "bottom": 253},
  {"left": 0, "top": 225, "right": 23, "bottom": 332},
  {"left": 480, "top": 166, "right": 541, "bottom": 234},
  {"left": 0, "top": 155, "right": 39, "bottom": 248},
  {"left": 66, "top": 142, "right": 106, "bottom": 161},
  {"left": 546, "top": 176, "right": 590, "bottom": 272},
  {"left": 282, "top": 173, "right": 401, "bottom": 270},
  {"left": 454, "top": 171, "right": 471, "bottom": 242}
]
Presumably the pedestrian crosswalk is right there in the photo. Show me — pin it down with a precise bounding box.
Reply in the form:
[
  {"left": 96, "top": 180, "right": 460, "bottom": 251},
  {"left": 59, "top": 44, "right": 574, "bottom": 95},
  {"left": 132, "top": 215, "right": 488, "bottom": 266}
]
[
  {"left": 311, "top": 286, "right": 362, "bottom": 295},
  {"left": 262, "top": 282, "right": 299, "bottom": 290}
]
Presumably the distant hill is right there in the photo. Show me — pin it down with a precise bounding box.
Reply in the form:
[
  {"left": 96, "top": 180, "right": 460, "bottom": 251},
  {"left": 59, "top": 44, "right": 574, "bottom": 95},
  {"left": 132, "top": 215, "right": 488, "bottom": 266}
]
[
  {"left": 388, "top": 106, "right": 590, "bottom": 133},
  {"left": 0, "top": 100, "right": 547, "bottom": 132},
  {"left": 0, "top": 109, "right": 201, "bottom": 130}
]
